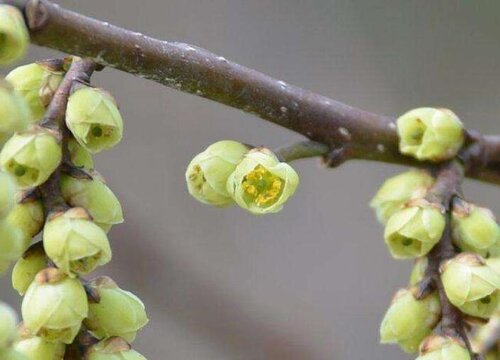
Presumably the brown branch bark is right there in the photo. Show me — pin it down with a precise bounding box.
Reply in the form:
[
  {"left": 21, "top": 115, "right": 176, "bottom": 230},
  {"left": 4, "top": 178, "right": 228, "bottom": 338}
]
[{"left": 1, "top": 0, "right": 499, "bottom": 184}]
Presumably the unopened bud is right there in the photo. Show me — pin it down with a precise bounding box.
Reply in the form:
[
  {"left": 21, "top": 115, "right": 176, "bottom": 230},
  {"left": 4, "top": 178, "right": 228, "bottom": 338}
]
[
  {"left": 384, "top": 200, "right": 445, "bottom": 259},
  {"left": 380, "top": 288, "right": 440, "bottom": 353},
  {"left": 85, "top": 337, "right": 147, "bottom": 360},
  {"left": 0, "top": 302, "right": 18, "bottom": 348},
  {"left": 397, "top": 107, "right": 464, "bottom": 162},
  {"left": 84, "top": 277, "right": 148, "bottom": 342},
  {"left": 0, "top": 5, "right": 29, "bottom": 65},
  {"left": 43, "top": 208, "right": 112, "bottom": 276},
  {"left": 186, "top": 140, "right": 249, "bottom": 207},
  {"left": 11, "top": 245, "right": 47, "bottom": 295},
  {"left": 416, "top": 335, "right": 470, "bottom": 360},
  {"left": 22, "top": 268, "right": 88, "bottom": 344},
  {"left": 61, "top": 173, "right": 123, "bottom": 232},
  {"left": 68, "top": 138, "right": 94, "bottom": 170},
  {"left": 370, "top": 170, "right": 434, "bottom": 224},
  {"left": 441, "top": 253, "right": 500, "bottom": 319},
  {"left": 6, "top": 63, "right": 64, "bottom": 121},
  {"left": 0, "top": 126, "right": 62, "bottom": 189},
  {"left": 0, "top": 171, "right": 16, "bottom": 218},
  {"left": 66, "top": 87, "right": 123, "bottom": 154},
  {"left": 0, "top": 80, "right": 31, "bottom": 145},
  {"left": 0, "top": 220, "right": 24, "bottom": 274}
]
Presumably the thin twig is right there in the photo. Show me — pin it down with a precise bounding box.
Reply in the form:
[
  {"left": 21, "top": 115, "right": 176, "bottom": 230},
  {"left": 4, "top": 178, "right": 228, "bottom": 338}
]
[
  {"left": 275, "top": 141, "right": 329, "bottom": 163},
  {"left": 1, "top": 0, "right": 499, "bottom": 184}
]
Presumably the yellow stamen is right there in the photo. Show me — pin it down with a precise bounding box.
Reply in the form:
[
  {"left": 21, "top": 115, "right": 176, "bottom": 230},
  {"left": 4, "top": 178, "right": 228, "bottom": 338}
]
[{"left": 242, "top": 165, "right": 284, "bottom": 206}]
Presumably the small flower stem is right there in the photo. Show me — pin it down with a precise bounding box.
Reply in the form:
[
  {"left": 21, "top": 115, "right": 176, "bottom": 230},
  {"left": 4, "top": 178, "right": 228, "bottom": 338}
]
[
  {"left": 274, "top": 141, "right": 329, "bottom": 163},
  {"left": 39, "top": 58, "right": 98, "bottom": 216}
]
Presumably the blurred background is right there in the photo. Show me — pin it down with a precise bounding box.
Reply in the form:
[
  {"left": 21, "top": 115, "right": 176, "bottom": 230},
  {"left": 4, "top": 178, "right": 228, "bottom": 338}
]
[{"left": 1, "top": 0, "right": 500, "bottom": 359}]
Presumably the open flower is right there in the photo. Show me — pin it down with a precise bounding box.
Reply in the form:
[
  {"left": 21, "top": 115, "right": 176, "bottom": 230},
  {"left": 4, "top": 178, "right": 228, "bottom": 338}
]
[
  {"left": 441, "top": 253, "right": 500, "bottom": 319},
  {"left": 43, "top": 207, "right": 112, "bottom": 276},
  {"left": 370, "top": 170, "right": 434, "bottom": 224},
  {"left": 0, "top": 126, "right": 62, "bottom": 189},
  {"left": 186, "top": 140, "right": 249, "bottom": 207},
  {"left": 397, "top": 107, "right": 464, "bottom": 162},
  {"left": 66, "top": 87, "right": 123, "bottom": 154},
  {"left": 0, "top": 5, "right": 29, "bottom": 65},
  {"left": 22, "top": 268, "right": 88, "bottom": 344},
  {"left": 384, "top": 200, "right": 445, "bottom": 259},
  {"left": 84, "top": 277, "right": 149, "bottom": 342},
  {"left": 7, "top": 62, "right": 64, "bottom": 121},
  {"left": 226, "top": 148, "right": 299, "bottom": 215},
  {"left": 380, "top": 288, "right": 440, "bottom": 353}
]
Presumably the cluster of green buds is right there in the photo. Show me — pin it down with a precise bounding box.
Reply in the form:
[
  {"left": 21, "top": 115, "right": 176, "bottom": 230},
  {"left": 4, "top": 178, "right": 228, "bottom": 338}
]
[
  {"left": 186, "top": 140, "right": 299, "bottom": 214},
  {"left": 0, "top": 46, "right": 146, "bottom": 355},
  {"left": 373, "top": 107, "right": 500, "bottom": 358}
]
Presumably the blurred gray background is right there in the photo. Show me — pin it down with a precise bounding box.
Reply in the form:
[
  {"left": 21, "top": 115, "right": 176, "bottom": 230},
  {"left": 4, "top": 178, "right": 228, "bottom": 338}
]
[{"left": 1, "top": 1, "right": 500, "bottom": 359}]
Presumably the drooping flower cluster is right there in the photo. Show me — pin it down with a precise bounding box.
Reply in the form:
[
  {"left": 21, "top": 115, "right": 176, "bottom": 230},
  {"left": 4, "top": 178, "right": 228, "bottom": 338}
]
[
  {"left": 186, "top": 141, "right": 299, "bottom": 215},
  {"left": 372, "top": 107, "right": 500, "bottom": 359},
  {"left": 0, "top": 11, "right": 148, "bottom": 358}
]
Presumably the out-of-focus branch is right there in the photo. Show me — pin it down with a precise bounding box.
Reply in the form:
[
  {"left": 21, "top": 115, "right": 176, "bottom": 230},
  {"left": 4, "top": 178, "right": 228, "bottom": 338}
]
[{"left": 1, "top": 0, "right": 499, "bottom": 184}]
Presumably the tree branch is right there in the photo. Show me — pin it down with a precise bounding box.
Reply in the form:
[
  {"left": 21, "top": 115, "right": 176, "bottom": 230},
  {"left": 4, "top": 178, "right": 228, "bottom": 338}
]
[
  {"left": 39, "top": 57, "right": 97, "bottom": 216},
  {"left": 417, "top": 162, "right": 479, "bottom": 358},
  {"left": 1, "top": 0, "right": 498, "bottom": 184}
]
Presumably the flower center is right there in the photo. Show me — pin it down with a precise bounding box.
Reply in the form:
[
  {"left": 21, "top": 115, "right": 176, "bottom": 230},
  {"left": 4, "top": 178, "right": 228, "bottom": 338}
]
[
  {"left": 402, "top": 238, "right": 413, "bottom": 247},
  {"left": 14, "top": 165, "right": 26, "bottom": 177},
  {"left": 480, "top": 295, "right": 491, "bottom": 304},
  {"left": 242, "top": 165, "right": 284, "bottom": 206},
  {"left": 91, "top": 125, "right": 103, "bottom": 137},
  {"left": 409, "top": 118, "right": 426, "bottom": 145},
  {"left": 188, "top": 165, "right": 205, "bottom": 191}
]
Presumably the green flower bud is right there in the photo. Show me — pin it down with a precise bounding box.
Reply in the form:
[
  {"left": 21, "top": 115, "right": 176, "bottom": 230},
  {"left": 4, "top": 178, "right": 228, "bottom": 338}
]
[
  {"left": 384, "top": 200, "right": 445, "bottom": 259},
  {"left": 43, "top": 208, "right": 111, "bottom": 276},
  {"left": 0, "top": 220, "right": 24, "bottom": 273},
  {"left": 6, "top": 194, "right": 44, "bottom": 250},
  {"left": 0, "top": 127, "right": 62, "bottom": 189},
  {"left": 397, "top": 108, "right": 465, "bottom": 162},
  {"left": 68, "top": 138, "right": 94, "bottom": 170},
  {"left": 22, "top": 268, "right": 88, "bottom": 344},
  {"left": 0, "top": 171, "right": 16, "bottom": 218},
  {"left": 84, "top": 277, "right": 148, "bottom": 342},
  {"left": 14, "top": 328, "right": 65, "bottom": 360},
  {"left": 6, "top": 63, "right": 65, "bottom": 122},
  {"left": 12, "top": 245, "right": 47, "bottom": 296},
  {"left": 0, "top": 349, "right": 29, "bottom": 360},
  {"left": 380, "top": 288, "right": 440, "bottom": 353},
  {"left": 226, "top": 147, "right": 299, "bottom": 215},
  {"left": 61, "top": 173, "right": 123, "bottom": 232},
  {"left": 441, "top": 253, "right": 500, "bottom": 319},
  {"left": 85, "top": 337, "right": 147, "bottom": 360},
  {"left": 66, "top": 87, "right": 123, "bottom": 154},
  {"left": 186, "top": 140, "right": 249, "bottom": 207},
  {"left": 0, "top": 5, "right": 29, "bottom": 65},
  {"left": 452, "top": 201, "right": 499, "bottom": 253},
  {"left": 370, "top": 170, "right": 434, "bottom": 224},
  {"left": 0, "top": 302, "right": 18, "bottom": 349},
  {"left": 410, "top": 257, "right": 429, "bottom": 286},
  {"left": 416, "top": 335, "right": 470, "bottom": 360},
  {"left": 43, "top": 207, "right": 112, "bottom": 276},
  {"left": 0, "top": 80, "right": 31, "bottom": 145}
]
